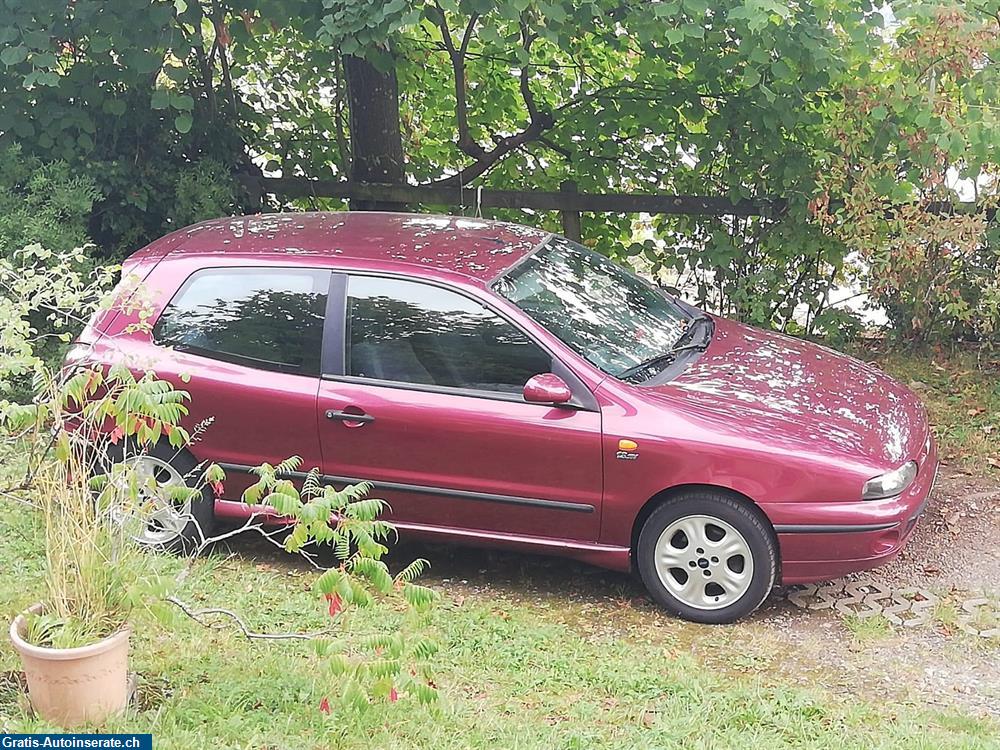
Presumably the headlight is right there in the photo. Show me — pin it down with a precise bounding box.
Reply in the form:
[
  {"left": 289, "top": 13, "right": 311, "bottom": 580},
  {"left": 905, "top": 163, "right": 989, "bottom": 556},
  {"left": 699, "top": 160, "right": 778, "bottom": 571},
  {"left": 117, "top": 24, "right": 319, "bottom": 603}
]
[{"left": 862, "top": 461, "right": 918, "bottom": 500}]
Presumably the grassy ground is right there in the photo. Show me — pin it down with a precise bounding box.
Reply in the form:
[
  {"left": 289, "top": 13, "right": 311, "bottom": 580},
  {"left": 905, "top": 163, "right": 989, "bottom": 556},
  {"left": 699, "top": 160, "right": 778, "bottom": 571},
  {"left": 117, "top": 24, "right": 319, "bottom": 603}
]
[
  {"left": 1, "top": 507, "right": 997, "bottom": 749},
  {"left": 872, "top": 346, "right": 1000, "bottom": 475},
  {"left": 1, "top": 349, "right": 999, "bottom": 748}
]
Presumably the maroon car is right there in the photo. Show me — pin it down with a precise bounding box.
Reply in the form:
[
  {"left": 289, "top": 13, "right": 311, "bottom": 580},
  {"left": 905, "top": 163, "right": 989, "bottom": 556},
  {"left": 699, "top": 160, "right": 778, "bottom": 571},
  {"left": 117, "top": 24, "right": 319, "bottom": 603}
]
[{"left": 73, "top": 212, "right": 938, "bottom": 623}]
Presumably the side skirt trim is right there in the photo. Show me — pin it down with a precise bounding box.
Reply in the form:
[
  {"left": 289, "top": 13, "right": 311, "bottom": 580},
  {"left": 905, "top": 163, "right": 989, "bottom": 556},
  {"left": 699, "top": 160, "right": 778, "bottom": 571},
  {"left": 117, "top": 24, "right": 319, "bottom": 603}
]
[{"left": 217, "top": 462, "right": 596, "bottom": 514}]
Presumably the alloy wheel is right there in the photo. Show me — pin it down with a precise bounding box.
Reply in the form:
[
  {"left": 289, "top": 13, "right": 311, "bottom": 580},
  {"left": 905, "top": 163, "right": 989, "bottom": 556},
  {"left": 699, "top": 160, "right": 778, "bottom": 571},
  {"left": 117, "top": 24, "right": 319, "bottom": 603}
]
[{"left": 653, "top": 514, "right": 754, "bottom": 611}]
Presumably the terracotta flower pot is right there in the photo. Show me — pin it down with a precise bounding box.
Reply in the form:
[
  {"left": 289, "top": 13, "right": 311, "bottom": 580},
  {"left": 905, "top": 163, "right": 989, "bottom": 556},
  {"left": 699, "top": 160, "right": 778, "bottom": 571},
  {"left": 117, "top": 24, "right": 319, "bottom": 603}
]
[{"left": 9, "top": 603, "right": 131, "bottom": 728}]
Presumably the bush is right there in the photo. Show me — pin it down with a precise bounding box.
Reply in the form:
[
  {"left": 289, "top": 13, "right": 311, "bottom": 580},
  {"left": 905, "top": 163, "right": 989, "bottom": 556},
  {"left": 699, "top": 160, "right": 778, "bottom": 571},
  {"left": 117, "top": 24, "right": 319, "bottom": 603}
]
[
  {"left": 0, "top": 146, "right": 104, "bottom": 399},
  {"left": 0, "top": 144, "right": 100, "bottom": 257}
]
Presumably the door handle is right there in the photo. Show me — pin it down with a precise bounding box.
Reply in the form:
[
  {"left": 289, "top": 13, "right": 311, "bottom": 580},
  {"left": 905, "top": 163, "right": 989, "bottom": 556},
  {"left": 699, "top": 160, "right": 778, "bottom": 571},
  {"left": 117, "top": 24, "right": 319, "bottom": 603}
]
[{"left": 325, "top": 409, "right": 375, "bottom": 424}]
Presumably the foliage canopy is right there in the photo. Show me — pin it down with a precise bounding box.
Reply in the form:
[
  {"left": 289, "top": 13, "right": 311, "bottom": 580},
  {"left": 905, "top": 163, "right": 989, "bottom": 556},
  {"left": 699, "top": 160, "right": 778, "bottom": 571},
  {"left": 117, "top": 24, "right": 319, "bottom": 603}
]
[{"left": 0, "top": 0, "right": 997, "bottom": 339}]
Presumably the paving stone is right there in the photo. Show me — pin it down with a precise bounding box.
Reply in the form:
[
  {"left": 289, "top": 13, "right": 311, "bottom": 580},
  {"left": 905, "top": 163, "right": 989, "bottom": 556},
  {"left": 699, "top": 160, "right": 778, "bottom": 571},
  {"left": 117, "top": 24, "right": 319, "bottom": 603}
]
[
  {"left": 778, "top": 580, "right": 998, "bottom": 636},
  {"left": 957, "top": 598, "right": 998, "bottom": 638}
]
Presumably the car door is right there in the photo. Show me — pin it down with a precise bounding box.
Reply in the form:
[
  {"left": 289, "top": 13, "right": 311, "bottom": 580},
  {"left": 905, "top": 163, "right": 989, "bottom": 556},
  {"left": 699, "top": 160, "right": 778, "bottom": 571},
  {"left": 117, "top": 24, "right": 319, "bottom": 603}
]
[
  {"left": 316, "top": 272, "right": 603, "bottom": 541},
  {"left": 146, "top": 263, "right": 331, "bottom": 501}
]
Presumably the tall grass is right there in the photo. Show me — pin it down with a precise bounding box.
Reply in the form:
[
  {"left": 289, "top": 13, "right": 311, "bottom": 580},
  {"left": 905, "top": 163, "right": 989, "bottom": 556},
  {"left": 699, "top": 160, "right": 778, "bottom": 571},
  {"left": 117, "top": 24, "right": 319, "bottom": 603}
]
[
  {"left": 25, "top": 451, "right": 140, "bottom": 648},
  {"left": 18, "top": 378, "right": 152, "bottom": 649}
]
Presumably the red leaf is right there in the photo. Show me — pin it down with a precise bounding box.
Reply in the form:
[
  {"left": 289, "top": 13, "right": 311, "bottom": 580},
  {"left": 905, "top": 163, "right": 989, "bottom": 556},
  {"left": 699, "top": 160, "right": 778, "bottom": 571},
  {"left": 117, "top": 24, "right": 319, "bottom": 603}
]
[
  {"left": 325, "top": 592, "right": 342, "bottom": 618},
  {"left": 211, "top": 480, "right": 224, "bottom": 497},
  {"left": 162, "top": 423, "right": 173, "bottom": 436},
  {"left": 319, "top": 697, "right": 330, "bottom": 714},
  {"left": 389, "top": 686, "right": 398, "bottom": 703},
  {"left": 109, "top": 426, "right": 124, "bottom": 445}
]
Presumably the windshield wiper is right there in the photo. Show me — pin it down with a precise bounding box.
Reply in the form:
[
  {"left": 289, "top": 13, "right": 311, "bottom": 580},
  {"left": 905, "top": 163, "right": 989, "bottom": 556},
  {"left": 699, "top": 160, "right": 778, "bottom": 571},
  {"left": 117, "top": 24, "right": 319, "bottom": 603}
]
[
  {"left": 674, "top": 313, "right": 713, "bottom": 349},
  {"left": 616, "top": 352, "right": 679, "bottom": 381},
  {"left": 616, "top": 315, "right": 714, "bottom": 382}
]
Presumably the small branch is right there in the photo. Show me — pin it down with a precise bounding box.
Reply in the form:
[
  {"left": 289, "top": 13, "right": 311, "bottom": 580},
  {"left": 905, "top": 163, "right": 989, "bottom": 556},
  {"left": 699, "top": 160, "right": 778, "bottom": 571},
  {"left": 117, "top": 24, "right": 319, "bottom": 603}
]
[
  {"left": 0, "top": 488, "right": 41, "bottom": 510},
  {"left": 426, "top": 114, "right": 554, "bottom": 187},
  {"left": 537, "top": 135, "right": 572, "bottom": 159},
  {"left": 333, "top": 56, "right": 351, "bottom": 173},
  {"left": 193, "top": 46, "right": 217, "bottom": 122},
  {"left": 167, "top": 596, "right": 329, "bottom": 641},
  {"left": 424, "top": 7, "right": 555, "bottom": 187},
  {"left": 211, "top": 0, "right": 238, "bottom": 116},
  {"left": 434, "top": 2, "right": 484, "bottom": 160},
  {"left": 519, "top": 18, "right": 540, "bottom": 123}
]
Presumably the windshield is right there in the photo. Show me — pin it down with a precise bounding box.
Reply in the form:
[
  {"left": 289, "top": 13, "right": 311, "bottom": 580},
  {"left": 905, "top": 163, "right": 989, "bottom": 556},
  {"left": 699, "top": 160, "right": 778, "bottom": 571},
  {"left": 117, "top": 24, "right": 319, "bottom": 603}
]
[{"left": 494, "top": 236, "right": 691, "bottom": 379}]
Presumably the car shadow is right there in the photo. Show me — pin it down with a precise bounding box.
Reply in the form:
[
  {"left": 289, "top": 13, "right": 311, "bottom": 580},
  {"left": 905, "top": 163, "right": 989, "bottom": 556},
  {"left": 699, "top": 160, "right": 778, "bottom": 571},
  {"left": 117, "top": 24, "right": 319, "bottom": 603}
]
[{"left": 205, "top": 524, "right": 794, "bottom": 622}]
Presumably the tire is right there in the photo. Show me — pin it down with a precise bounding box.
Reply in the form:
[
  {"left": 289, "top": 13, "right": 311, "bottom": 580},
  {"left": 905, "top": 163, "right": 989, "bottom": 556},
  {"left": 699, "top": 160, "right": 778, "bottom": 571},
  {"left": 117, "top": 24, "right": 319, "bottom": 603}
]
[
  {"left": 637, "top": 490, "right": 777, "bottom": 624},
  {"left": 103, "top": 441, "right": 216, "bottom": 554}
]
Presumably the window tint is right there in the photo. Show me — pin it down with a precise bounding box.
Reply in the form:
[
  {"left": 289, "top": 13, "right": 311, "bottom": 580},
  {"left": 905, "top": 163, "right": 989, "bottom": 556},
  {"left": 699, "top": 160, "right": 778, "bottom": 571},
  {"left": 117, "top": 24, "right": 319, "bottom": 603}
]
[
  {"left": 347, "top": 276, "right": 551, "bottom": 394},
  {"left": 154, "top": 268, "right": 329, "bottom": 375}
]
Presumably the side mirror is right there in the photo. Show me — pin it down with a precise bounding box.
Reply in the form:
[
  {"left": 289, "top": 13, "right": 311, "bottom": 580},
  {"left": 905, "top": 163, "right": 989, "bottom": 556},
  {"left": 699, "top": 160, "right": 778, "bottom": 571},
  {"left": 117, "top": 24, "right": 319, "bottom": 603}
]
[{"left": 523, "top": 373, "right": 573, "bottom": 405}]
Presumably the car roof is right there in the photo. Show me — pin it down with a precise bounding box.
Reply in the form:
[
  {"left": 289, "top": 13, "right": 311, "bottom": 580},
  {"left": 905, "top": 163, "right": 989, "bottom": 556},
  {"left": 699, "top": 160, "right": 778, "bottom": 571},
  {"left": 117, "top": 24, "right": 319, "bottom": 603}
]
[{"left": 132, "top": 211, "right": 551, "bottom": 286}]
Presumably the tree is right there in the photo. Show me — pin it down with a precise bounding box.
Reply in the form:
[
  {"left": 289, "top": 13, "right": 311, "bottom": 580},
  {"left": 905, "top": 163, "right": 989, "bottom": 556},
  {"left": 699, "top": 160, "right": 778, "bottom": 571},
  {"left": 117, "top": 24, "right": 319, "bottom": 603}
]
[{"left": 1, "top": 0, "right": 997, "bottom": 339}]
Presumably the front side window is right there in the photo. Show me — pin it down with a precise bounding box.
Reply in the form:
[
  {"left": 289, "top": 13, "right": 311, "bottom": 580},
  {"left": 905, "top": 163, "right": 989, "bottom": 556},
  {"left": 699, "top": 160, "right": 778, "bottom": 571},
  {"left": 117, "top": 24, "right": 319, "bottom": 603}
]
[
  {"left": 347, "top": 276, "right": 551, "bottom": 394},
  {"left": 494, "top": 236, "right": 689, "bottom": 378},
  {"left": 154, "top": 267, "right": 329, "bottom": 375}
]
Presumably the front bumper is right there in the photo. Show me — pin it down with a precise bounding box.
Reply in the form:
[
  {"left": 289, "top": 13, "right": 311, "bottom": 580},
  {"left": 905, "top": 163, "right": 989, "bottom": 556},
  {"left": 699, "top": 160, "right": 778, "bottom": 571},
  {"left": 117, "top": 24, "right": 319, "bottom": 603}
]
[{"left": 767, "top": 437, "right": 939, "bottom": 585}]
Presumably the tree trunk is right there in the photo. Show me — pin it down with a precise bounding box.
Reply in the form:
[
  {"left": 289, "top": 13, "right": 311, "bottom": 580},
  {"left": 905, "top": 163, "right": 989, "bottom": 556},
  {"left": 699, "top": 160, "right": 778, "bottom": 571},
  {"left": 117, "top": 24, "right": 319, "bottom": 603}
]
[{"left": 343, "top": 55, "right": 406, "bottom": 211}]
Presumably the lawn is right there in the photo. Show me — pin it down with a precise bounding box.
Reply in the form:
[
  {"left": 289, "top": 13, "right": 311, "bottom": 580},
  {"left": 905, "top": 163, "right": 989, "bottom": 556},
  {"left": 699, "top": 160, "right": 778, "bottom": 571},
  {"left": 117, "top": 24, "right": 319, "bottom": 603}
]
[
  {"left": 1, "top": 349, "right": 999, "bottom": 749},
  {"left": 872, "top": 345, "right": 1000, "bottom": 476}
]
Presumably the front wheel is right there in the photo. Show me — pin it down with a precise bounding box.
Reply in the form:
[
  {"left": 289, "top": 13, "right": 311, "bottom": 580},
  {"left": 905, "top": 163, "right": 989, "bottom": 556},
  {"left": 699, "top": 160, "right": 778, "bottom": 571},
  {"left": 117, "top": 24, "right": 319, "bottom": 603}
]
[{"left": 637, "top": 491, "right": 777, "bottom": 624}]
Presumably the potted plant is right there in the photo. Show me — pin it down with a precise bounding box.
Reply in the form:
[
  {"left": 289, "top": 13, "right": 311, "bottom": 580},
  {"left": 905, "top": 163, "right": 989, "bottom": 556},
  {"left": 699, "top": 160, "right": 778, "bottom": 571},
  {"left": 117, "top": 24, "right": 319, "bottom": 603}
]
[
  {"left": 5, "top": 368, "right": 438, "bottom": 725},
  {"left": 4, "top": 365, "right": 203, "bottom": 727},
  {"left": 0, "top": 245, "right": 198, "bottom": 726}
]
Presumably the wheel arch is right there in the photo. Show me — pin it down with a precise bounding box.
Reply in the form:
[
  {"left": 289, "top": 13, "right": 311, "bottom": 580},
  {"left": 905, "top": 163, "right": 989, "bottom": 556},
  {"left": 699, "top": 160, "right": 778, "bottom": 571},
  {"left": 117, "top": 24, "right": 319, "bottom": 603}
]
[{"left": 629, "top": 483, "right": 779, "bottom": 569}]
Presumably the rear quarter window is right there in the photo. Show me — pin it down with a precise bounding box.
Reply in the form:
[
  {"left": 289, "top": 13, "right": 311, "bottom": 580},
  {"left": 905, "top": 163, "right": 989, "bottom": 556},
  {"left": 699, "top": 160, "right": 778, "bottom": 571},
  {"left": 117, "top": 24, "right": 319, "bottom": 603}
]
[{"left": 153, "top": 267, "right": 329, "bottom": 375}]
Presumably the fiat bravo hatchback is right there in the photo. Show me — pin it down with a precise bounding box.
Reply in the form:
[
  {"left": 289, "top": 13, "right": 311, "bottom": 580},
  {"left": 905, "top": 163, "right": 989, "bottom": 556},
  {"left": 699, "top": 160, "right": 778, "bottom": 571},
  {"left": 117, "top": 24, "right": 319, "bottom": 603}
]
[{"left": 75, "top": 212, "right": 938, "bottom": 623}]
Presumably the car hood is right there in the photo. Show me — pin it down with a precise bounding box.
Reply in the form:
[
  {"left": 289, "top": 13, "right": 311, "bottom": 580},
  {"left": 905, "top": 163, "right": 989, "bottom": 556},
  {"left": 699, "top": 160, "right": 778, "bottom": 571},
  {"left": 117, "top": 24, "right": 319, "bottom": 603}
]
[{"left": 646, "top": 317, "right": 928, "bottom": 468}]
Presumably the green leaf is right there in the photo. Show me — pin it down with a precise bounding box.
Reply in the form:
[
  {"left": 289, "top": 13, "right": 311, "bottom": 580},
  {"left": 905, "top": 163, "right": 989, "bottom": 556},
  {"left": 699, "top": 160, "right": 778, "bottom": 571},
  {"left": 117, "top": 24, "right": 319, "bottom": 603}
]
[
  {"left": 89, "top": 36, "right": 112, "bottom": 54},
  {"left": 665, "top": 27, "right": 684, "bottom": 45},
  {"left": 741, "top": 67, "right": 761, "bottom": 88},
  {"left": 653, "top": 2, "right": 680, "bottom": 18},
  {"left": 1, "top": 46, "right": 28, "bottom": 66},
  {"left": 164, "top": 65, "right": 188, "bottom": 83},
  {"left": 151, "top": 88, "right": 170, "bottom": 110},
  {"left": 682, "top": 23, "right": 704, "bottom": 39},
  {"left": 22, "top": 30, "right": 50, "bottom": 50},
  {"left": 174, "top": 112, "right": 193, "bottom": 133},
  {"left": 170, "top": 93, "right": 194, "bottom": 111}
]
